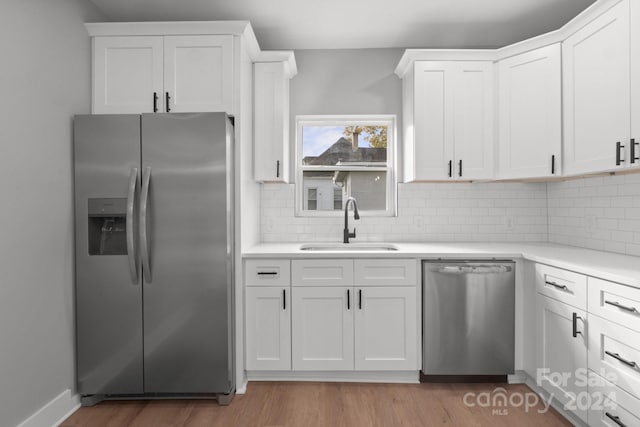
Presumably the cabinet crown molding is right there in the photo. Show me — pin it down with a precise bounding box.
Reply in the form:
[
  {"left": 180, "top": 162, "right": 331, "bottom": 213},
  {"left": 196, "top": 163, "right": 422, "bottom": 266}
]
[{"left": 394, "top": 0, "right": 623, "bottom": 78}]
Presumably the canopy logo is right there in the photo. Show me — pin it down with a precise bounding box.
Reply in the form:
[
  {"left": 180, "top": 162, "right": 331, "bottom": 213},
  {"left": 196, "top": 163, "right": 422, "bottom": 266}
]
[{"left": 462, "top": 387, "right": 551, "bottom": 415}]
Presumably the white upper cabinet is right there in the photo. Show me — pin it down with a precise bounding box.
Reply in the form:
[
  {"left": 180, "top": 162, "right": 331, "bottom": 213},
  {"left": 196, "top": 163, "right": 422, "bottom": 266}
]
[
  {"left": 92, "top": 36, "right": 164, "bottom": 114},
  {"left": 163, "top": 35, "right": 233, "bottom": 113},
  {"left": 563, "top": 0, "right": 631, "bottom": 175},
  {"left": 498, "top": 44, "right": 562, "bottom": 179},
  {"left": 631, "top": 0, "right": 640, "bottom": 168},
  {"left": 254, "top": 62, "right": 291, "bottom": 183},
  {"left": 92, "top": 34, "right": 234, "bottom": 114},
  {"left": 405, "top": 60, "right": 494, "bottom": 181}
]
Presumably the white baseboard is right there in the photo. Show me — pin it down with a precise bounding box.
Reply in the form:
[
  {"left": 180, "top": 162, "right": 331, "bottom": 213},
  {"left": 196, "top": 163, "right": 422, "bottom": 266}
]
[
  {"left": 523, "top": 375, "right": 587, "bottom": 427},
  {"left": 247, "top": 370, "right": 420, "bottom": 384},
  {"left": 16, "top": 389, "right": 80, "bottom": 427},
  {"left": 507, "top": 370, "right": 527, "bottom": 384},
  {"left": 236, "top": 378, "right": 248, "bottom": 394}
]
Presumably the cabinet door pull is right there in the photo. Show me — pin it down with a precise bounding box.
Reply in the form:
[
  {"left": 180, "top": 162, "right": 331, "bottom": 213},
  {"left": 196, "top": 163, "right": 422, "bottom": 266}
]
[
  {"left": 165, "top": 92, "right": 171, "bottom": 113},
  {"left": 358, "top": 289, "right": 362, "bottom": 310},
  {"left": 276, "top": 160, "right": 280, "bottom": 178},
  {"left": 616, "top": 141, "right": 625, "bottom": 166},
  {"left": 153, "top": 92, "right": 159, "bottom": 113},
  {"left": 347, "top": 289, "right": 351, "bottom": 310},
  {"left": 551, "top": 155, "right": 555, "bottom": 175},
  {"left": 605, "top": 412, "right": 627, "bottom": 427},
  {"left": 632, "top": 138, "right": 639, "bottom": 164},
  {"left": 282, "top": 289, "right": 286, "bottom": 310},
  {"left": 458, "top": 159, "right": 463, "bottom": 177},
  {"left": 257, "top": 271, "right": 278, "bottom": 276},
  {"left": 448, "top": 160, "right": 452, "bottom": 178},
  {"left": 604, "top": 300, "right": 637, "bottom": 313},
  {"left": 572, "top": 312, "right": 582, "bottom": 338},
  {"left": 605, "top": 350, "right": 637, "bottom": 368},
  {"left": 545, "top": 280, "right": 568, "bottom": 291}
]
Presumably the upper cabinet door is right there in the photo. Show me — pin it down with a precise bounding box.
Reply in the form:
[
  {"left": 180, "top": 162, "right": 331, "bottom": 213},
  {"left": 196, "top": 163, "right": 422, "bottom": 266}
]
[
  {"left": 163, "top": 35, "right": 233, "bottom": 113},
  {"left": 410, "top": 61, "right": 493, "bottom": 181},
  {"left": 93, "top": 36, "right": 163, "bottom": 114},
  {"left": 254, "top": 62, "right": 290, "bottom": 183},
  {"left": 498, "top": 44, "right": 562, "bottom": 179},
  {"left": 412, "top": 62, "right": 456, "bottom": 181},
  {"left": 631, "top": 0, "right": 640, "bottom": 168},
  {"left": 563, "top": 0, "right": 631, "bottom": 176},
  {"left": 453, "top": 61, "right": 494, "bottom": 180}
]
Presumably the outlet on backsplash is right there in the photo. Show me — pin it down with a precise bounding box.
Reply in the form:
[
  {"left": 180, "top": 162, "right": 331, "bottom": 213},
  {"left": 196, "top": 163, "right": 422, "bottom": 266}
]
[
  {"left": 586, "top": 215, "right": 597, "bottom": 232},
  {"left": 504, "top": 216, "right": 514, "bottom": 231},
  {"left": 414, "top": 216, "right": 424, "bottom": 230}
]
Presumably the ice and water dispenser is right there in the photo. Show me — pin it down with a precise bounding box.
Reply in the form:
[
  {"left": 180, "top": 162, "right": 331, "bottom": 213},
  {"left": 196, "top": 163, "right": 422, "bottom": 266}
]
[{"left": 87, "top": 198, "right": 128, "bottom": 255}]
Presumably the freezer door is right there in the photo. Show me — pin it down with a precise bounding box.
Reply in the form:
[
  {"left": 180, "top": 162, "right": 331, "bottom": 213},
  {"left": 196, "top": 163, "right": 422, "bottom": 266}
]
[
  {"left": 74, "top": 115, "right": 143, "bottom": 395},
  {"left": 141, "top": 113, "right": 233, "bottom": 393}
]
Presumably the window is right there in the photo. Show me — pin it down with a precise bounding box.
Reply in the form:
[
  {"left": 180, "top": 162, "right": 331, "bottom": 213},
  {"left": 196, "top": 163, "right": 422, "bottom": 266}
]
[{"left": 296, "top": 115, "right": 396, "bottom": 216}]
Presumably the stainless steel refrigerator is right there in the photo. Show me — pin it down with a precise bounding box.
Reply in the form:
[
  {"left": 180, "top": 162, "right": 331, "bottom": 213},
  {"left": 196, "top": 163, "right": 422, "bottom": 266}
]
[{"left": 73, "top": 113, "right": 234, "bottom": 406}]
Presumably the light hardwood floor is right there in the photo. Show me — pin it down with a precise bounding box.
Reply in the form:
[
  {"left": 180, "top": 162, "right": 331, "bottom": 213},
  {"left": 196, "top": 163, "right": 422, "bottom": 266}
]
[{"left": 62, "top": 382, "right": 571, "bottom": 427}]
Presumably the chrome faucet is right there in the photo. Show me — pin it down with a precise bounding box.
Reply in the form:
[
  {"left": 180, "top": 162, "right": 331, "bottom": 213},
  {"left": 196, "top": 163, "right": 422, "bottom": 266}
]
[{"left": 343, "top": 197, "right": 360, "bottom": 243}]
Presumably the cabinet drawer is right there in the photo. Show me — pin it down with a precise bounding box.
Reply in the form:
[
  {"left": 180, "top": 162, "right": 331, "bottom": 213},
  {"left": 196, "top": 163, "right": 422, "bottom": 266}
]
[
  {"left": 589, "top": 315, "right": 640, "bottom": 400},
  {"left": 292, "top": 259, "right": 354, "bottom": 286},
  {"left": 588, "top": 371, "right": 640, "bottom": 427},
  {"left": 589, "top": 277, "right": 640, "bottom": 333},
  {"left": 354, "top": 259, "right": 417, "bottom": 286},
  {"left": 536, "top": 263, "right": 587, "bottom": 310},
  {"left": 245, "top": 259, "right": 291, "bottom": 286}
]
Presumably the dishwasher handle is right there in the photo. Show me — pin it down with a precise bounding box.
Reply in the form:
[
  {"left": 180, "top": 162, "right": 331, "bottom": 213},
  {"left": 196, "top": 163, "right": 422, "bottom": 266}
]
[{"left": 435, "top": 265, "right": 512, "bottom": 274}]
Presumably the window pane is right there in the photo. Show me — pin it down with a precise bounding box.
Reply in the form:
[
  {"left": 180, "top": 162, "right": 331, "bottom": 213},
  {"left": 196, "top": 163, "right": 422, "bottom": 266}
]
[
  {"left": 302, "top": 170, "right": 386, "bottom": 211},
  {"left": 302, "top": 125, "right": 387, "bottom": 166}
]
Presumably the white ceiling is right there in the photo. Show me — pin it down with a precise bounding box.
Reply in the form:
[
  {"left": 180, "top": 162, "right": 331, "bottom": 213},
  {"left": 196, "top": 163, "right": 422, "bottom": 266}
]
[{"left": 87, "top": 0, "right": 597, "bottom": 50}]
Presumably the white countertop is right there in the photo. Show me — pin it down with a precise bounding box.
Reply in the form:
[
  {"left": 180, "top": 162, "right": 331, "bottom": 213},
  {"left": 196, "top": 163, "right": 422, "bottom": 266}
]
[{"left": 243, "top": 242, "right": 640, "bottom": 289}]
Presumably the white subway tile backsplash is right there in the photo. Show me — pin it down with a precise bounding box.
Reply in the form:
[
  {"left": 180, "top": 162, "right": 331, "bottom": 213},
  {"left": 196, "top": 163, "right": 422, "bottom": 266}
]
[
  {"left": 547, "top": 173, "right": 640, "bottom": 257},
  {"left": 260, "top": 173, "right": 640, "bottom": 256},
  {"left": 261, "top": 182, "right": 549, "bottom": 243}
]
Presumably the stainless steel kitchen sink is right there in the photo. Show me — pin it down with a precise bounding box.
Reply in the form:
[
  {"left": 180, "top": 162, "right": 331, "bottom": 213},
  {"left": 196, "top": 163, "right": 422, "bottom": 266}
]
[{"left": 299, "top": 243, "right": 398, "bottom": 251}]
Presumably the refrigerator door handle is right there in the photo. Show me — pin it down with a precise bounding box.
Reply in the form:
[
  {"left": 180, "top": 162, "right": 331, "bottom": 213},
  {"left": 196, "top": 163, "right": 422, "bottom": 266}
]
[
  {"left": 140, "top": 166, "right": 152, "bottom": 283},
  {"left": 126, "top": 167, "right": 139, "bottom": 282}
]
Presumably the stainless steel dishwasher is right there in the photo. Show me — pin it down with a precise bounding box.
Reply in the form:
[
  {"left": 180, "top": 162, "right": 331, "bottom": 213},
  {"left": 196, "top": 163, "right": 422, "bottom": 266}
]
[{"left": 422, "top": 260, "right": 515, "bottom": 376}]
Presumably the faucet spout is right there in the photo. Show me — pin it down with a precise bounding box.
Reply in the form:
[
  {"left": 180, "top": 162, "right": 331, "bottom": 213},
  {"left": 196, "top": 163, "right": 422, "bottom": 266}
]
[{"left": 343, "top": 197, "right": 360, "bottom": 243}]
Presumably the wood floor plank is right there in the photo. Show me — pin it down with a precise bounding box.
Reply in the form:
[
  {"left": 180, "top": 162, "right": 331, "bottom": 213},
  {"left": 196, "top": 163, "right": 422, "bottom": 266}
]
[{"left": 61, "top": 382, "right": 571, "bottom": 427}]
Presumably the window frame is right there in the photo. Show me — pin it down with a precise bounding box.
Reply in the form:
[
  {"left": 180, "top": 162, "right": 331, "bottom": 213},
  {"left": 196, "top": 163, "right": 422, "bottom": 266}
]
[{"left": 294, "top": 115, "right": 397, "bottom": 217}]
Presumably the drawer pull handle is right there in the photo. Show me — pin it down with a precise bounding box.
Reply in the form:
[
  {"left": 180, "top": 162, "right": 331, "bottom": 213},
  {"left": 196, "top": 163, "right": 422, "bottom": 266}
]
[
  {"left": 605, "top": 412, "right": 627, "bottom": 427},
  {"left": 257, "top": 271, "right": 278, "bottom": 276},
  {"left": 605, "top": 350, "right": 637, "bottom": 368},
  {"left": 572, "top": 312, "right": 582, "bottom": 338},
  {"left": 605, "top": 300, "right": 638, "bottom": 313},
  {"left": 546, "top": 280, "right": 568, "bottom": 291}
]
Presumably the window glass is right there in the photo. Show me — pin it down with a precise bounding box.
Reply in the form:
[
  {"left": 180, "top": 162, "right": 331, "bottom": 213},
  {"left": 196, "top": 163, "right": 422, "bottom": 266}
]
[{"left": 296, "top": 116, "right": 396, "bottom": 216}]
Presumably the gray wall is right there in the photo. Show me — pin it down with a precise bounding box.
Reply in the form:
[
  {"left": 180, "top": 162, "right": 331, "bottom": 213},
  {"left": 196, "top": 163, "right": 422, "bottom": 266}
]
[
  {"left": 289, "top": 48, "right": 404, "bottom": 178},
  {"left": 0, "top": 1, "right": 105, "bottom": 426}
]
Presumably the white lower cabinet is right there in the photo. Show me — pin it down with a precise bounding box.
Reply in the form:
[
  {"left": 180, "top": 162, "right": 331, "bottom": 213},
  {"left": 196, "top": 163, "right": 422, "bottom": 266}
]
[
  {"left": 245, "top": 286, "right": 291, "bottom": 371},
  {"left": 588, "top": 371, "right": 640, "bottom": 427},
  {"left": 291, "top": 287, "right": 354, "bottom": 370},
  {"left": 290, "top": 285, "right": 419, "bottom": 371},
  {"left": 354, "top": 286, "right": 417, "bottom": 371},
  {"left": 536, "top": 294, "right": 588, "bottom": 423}
]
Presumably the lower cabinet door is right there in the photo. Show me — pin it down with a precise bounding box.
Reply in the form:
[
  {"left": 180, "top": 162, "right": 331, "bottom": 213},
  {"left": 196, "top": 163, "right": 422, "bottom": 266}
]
[
  {"left": 536, "top": 294, "right": 588, "bottom": 422},
  {"left": 354, "top": 286, "right": 418, "bottom": 370},
  {"left": 292, "top": 287, "right": 354, "bottom": 370},
  {"left": 246, "top": 287, "right": 291, "bottom": 371}
]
